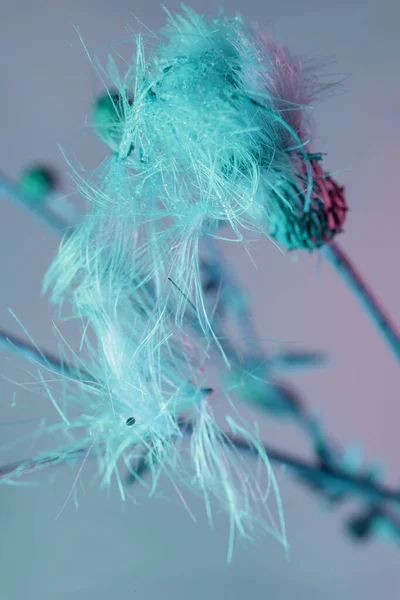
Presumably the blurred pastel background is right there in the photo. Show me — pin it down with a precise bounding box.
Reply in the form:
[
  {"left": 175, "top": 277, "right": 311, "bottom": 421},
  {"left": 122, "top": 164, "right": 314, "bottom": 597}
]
[{"left": 0, "top": 0, "right": 399, "bottom": 598}]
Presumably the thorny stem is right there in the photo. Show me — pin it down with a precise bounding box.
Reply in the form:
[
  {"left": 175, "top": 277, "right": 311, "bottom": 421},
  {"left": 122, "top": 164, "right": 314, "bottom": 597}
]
[
  {"left": 322, "top": 241, "right": 400, "bottom": 363},
  {"left": 227, "top": 435, "right": 399, "bottom": 505},
  {"left": 201, "top": 242, "right": 331, "bottom": 449},
  {"left": 1, "top": 426, "right": 399, "bottom": 510}
]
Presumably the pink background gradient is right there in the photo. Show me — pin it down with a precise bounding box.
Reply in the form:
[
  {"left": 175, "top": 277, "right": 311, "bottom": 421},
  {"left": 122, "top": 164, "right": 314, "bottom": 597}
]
[{"left": 0, "top": 1, "right": 399, "bottom": 598}]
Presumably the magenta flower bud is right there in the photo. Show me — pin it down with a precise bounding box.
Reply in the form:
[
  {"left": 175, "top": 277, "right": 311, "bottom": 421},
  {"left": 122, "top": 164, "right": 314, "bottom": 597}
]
[{"left": 268, "top": 157, "right": 348, "bottom": 250}]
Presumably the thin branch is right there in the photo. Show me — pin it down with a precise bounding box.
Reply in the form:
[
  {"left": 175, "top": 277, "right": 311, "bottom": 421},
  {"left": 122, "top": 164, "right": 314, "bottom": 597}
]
[
  {"left": 322, "top": 241, "right": 400, "bottom": 362},
  {"left": 228, "top": 434, "right": 399, "bottom": 506},
  {"left": 0, "top": 329, "right": 93, "bottom": 381},
  {"left": 0, "top": 447, "right": 89, "bottom": 481},
  {"left": 0, "top": 172, "right": 71, "bottom": 235}
]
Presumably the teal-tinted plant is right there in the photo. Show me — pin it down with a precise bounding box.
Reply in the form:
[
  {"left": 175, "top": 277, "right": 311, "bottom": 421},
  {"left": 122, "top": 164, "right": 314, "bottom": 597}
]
[{"left": 1, "top": 4, "right": 399, "bottom": 562}]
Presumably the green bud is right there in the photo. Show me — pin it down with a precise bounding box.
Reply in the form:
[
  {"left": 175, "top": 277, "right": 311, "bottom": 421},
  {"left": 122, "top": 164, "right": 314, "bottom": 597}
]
[
  {"left": 18, "top": 166, "right": 57, "bottom": 199},
  {"left": 92, "top": 92, "right": 129, "bottom": 150}
]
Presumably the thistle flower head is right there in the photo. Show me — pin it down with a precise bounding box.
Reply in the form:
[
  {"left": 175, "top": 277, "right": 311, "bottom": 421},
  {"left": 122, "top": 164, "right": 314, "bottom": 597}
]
[
  {"left": 3, "top": 312, "right": 286, "bottom": 558},
  {"left": 85, "top": 5, "right": 320, "bottom": 235},
  {"left": 268, "top": 157, "right": 348, "bottom": 250},
  {"left": 13, "top": 308, "right": 205, "bottom": 488},
  {"left": 46, "top": 6, "right": 326, "bottom": 341}
]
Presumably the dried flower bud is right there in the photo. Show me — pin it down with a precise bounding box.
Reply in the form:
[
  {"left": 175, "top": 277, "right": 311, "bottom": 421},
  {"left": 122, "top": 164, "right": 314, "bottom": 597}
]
[{"left": 269, "top": 157, "right": 348, "bottom": 250}]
